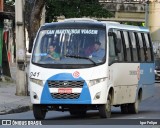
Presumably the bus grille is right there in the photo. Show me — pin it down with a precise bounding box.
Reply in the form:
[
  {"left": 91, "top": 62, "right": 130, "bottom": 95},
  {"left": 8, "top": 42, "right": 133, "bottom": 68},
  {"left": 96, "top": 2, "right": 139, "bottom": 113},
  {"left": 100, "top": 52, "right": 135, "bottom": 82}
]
[
  {"left": 48, "top": 80, "right": 84, "bottom": 88},
  {"left": 51, "top": 93, "right": 80, "bottom": 99}
]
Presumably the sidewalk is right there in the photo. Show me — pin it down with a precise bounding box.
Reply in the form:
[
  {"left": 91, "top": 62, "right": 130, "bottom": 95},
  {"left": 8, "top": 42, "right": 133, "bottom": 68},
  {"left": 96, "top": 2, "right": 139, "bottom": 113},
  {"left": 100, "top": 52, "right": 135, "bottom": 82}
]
[{"left": 0, "top": 62, "right": 32, "bottom": 115}]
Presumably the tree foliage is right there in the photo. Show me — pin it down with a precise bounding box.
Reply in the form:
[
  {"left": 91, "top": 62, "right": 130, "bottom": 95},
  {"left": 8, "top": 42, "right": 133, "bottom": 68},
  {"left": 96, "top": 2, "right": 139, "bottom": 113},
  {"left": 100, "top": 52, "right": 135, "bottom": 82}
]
[
  {"left": 46, "top": 0, "right": 113, "bottom": 22},
  {"left": 123, "top": 21, "right": 143, "bottom": 26},
  {"left": 25, "top": 0, "right": 45, "bottom": 52},
  {"left": 4, "top": 0, "right": 15, "bottom": 5}
]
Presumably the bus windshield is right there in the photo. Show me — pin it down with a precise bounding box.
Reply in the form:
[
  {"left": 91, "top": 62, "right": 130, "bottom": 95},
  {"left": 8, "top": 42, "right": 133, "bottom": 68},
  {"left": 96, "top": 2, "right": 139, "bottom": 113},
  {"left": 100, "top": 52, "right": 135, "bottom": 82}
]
[{"left": 32, "top": 27, "right": 106, "bottom": 68}]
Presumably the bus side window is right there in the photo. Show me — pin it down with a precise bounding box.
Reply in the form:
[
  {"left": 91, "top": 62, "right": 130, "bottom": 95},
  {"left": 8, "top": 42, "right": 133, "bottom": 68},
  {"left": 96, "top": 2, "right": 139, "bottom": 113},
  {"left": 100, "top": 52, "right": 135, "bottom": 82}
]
[
  {"left": 108, "top": 33, "right": 117, "bottom": 64},
  {"left": 147, "top": 33, "right": 154, "bottom": 61},
  {"left": 141, "top": 33, "right": 149, "bottom": 61},
  {"left": 143, "top": 33, "right": 152, "bottom": 61},
  {"left": 134, "top": 32, "right": 141, "bottom": 61},
  {"left": 137, "top": 33, "right": 145, "bottom": 62},
  {"left": 120, "top": 31, "right": 127, "bottom": 61},
  {"left": 115, "top": 31, "right": 124, "bottom": 61},
  {"left": 129, "top": 32, "right": 138, "bottom": 62},
  {"left": 123, "top": 31, "right": 132, "bottom": 62}
]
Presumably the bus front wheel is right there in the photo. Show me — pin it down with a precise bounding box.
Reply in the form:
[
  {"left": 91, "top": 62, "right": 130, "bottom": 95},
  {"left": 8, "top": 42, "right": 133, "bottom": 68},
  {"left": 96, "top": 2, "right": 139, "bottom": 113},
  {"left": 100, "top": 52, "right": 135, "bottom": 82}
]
[
  {"left": 33, "top": 104, "right": 47, "bottom": 120},
  {"left": 99, "top": 94, "right": 111, "bottom": 118}
]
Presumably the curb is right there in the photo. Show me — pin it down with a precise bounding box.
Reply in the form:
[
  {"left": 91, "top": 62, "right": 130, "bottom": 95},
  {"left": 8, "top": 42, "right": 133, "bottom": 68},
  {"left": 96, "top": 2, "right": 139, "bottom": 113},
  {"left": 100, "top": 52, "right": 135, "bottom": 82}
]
[{"left": 0, "top": 105, "right": 32, "bottom": 115}]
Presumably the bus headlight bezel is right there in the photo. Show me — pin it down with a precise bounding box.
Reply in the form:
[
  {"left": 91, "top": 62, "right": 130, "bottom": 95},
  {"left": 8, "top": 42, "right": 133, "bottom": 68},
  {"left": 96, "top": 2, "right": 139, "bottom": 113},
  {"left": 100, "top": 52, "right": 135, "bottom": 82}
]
[
  {"left": 88, "top": 77, "right": 107, "bottom": 87},
  {"left": 30, "top": 78, "right": 43, "bottom": 86}
]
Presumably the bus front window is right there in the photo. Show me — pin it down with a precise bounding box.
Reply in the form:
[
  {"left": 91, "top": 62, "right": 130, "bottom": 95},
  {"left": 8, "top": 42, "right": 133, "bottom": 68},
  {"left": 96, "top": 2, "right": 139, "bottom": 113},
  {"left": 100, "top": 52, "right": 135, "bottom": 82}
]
[{"left": 32, "top": 28, "right": 106, "bottom": 68}]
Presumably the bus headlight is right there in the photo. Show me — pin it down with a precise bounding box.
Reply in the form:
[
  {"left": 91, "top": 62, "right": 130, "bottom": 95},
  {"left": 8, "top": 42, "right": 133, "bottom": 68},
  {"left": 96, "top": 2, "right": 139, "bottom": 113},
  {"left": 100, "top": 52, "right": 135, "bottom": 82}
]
[
  {"left": 30, "top": 78, "right": 43, "bottom": 86},
  {"left": 88, "top": 78, "right": 106, "bottom": 87}
]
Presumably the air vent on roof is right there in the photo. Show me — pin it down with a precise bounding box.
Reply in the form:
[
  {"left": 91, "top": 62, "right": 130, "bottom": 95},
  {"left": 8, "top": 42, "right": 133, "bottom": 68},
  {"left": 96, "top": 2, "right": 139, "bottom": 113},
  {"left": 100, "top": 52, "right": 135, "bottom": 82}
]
[
  {"left": 64, "top": 18, "right": 98, "bottom": 23},
  {"left": 101, "top": 21, "right": 120, "bottom": 24}
]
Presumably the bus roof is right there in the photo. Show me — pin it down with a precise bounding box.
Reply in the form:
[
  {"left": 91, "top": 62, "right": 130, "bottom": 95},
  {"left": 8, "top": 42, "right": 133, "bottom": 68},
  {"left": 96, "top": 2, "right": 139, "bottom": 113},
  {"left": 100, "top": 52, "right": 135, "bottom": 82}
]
[
  {"left": 105, "top": 22, "right": 149, "bottom": 32},
  {"left": 43, "top": 18, "right": 149, "bottom": 32}
]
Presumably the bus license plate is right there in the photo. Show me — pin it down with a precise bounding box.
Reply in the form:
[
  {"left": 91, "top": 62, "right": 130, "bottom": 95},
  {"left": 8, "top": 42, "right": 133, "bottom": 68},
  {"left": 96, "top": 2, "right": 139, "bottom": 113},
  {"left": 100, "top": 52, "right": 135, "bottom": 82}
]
[{"left": 58, "top": 88, "right": 72, "bottom": 94}]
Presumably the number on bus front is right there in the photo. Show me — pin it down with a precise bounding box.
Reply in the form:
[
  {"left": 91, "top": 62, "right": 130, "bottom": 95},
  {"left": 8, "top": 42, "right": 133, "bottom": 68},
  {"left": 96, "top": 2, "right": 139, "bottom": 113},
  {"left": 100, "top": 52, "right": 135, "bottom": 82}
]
[{"left": 30, "top": 72, "right": 40, "bottom": 78}]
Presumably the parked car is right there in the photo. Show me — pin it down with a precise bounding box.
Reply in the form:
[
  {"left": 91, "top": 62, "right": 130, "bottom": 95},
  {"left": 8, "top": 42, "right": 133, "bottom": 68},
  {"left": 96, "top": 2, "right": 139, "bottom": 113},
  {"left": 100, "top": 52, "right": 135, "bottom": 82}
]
[{"left": 155, "top": 59, "right": 160, "bottom": 82}]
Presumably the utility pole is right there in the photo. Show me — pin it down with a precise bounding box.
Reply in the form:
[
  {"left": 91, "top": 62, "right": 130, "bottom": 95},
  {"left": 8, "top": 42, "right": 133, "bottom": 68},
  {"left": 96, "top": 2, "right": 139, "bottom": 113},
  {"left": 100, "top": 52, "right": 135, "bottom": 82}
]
[
  {"left": 15, "top": 0, "right": 27, "bottom": 96},
  {"left": 40, "top": 5, "right": 46, "bottom": 25},
  {"left": 148, "top": 0, "right": 160, "bottom": 58},
  {"left": 145, "top": 0, "right": 149, "bottom": 27}
]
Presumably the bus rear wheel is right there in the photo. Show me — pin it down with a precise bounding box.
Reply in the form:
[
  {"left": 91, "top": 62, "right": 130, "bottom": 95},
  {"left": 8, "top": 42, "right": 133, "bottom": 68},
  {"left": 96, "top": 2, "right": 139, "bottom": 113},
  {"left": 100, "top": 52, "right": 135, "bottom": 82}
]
[
  {"left": 33, "top": 104, "right": 47, "bottom": 120},
  {"left": 99, "top": 94, "right": 111, "bottom": 118},
  {"left": 128, "top": 97, "right": 140, "bottom": 114}
]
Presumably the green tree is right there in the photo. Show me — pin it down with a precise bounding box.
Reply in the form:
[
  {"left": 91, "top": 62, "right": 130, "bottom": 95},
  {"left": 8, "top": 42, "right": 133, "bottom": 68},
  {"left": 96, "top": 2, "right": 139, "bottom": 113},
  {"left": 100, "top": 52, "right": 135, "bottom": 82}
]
[
  {"left": 46, "top": 0, "right": 113, "bottom": 22},
  {"left": 25, "top": 0, "right": 45, "bottom": 52},
  {"left": 123, "top": 21, "right": 143, "bottom": 26},
  {"left": 4, "top": 0, "right": 15, "bottom": 5}
]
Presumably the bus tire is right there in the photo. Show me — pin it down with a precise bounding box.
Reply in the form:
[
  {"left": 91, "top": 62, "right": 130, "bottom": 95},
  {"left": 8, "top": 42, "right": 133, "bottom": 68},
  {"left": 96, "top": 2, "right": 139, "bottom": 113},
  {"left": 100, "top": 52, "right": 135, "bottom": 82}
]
[
  {"left": 120, "top": 104, "right": 129, "bottom": 114},
  {"left": 33, "top": 104, "right": 47, "bottom": 120},
  {"left": 128, "top": 97, "right": 139, "bottom": 114},
  {"left": 99, "top": 94, "right": 111, "bottom": 118}
]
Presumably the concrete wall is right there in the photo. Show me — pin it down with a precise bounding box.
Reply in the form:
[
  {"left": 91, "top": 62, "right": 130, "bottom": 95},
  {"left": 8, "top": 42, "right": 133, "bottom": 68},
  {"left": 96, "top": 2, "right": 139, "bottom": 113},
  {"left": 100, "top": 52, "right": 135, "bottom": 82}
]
[
  {"left": 100, "top": 1, "right": 145, "bottom": 22},
  {"left": 102, "top": 3, "right": 145, "bottom": 12}
]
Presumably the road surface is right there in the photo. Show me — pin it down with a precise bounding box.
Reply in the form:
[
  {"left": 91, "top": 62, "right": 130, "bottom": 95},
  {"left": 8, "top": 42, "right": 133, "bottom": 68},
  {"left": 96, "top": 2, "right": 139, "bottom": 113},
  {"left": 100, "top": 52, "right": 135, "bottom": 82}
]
[{"left": 0, "top": 84, "right": 160, "bottom": 126}]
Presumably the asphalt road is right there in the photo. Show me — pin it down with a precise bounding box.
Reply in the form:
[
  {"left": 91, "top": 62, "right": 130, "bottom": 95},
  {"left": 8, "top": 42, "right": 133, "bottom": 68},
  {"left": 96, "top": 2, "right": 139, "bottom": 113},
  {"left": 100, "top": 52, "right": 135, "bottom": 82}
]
[{"left": 0, "top": 84, "right": 160, "bottom": 126}]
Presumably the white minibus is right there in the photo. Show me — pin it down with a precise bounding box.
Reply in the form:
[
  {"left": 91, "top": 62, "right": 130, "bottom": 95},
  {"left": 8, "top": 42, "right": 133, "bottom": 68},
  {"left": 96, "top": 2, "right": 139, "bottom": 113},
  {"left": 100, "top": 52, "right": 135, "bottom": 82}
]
[{"left": 29, "top": 18, "right": 155, "bottom": 119}]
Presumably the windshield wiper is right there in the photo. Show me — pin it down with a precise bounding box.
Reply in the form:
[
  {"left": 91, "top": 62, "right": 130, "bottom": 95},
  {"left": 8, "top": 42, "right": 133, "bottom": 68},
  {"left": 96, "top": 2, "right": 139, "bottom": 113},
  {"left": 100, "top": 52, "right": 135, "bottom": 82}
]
[{"left": 65, "top": 55, "right": 97, "bottom": 66}]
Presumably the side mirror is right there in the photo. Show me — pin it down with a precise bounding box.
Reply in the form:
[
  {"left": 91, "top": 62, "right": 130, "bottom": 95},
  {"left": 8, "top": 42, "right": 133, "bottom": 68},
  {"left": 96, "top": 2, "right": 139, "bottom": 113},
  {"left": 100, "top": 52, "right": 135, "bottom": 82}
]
[{"left": 115, "top": 38, "right": 122, "bottom": 53}]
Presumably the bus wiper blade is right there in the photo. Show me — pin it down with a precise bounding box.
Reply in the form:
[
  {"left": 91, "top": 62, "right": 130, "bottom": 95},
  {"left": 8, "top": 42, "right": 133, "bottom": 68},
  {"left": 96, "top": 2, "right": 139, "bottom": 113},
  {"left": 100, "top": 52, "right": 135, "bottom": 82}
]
[{"left": 65, "top": 55, "right": 97, "bottom": 66}]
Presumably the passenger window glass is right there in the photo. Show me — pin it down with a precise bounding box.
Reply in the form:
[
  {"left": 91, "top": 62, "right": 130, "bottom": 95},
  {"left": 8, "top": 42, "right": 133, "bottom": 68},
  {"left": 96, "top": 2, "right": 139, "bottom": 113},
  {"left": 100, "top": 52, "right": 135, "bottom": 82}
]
[
  {"left": 114, "top": 30, "right": 124, "bottom": 61},
  {"left": 147, "top": 33, "right": 154, "bottom": 61},
  {"left": 138, "top": 33, "right": 145, "bottom": 62},
  {"left": 108, "top": 33, "right": 117, "bottom": 64},
  {"left": 123, "top": 31, "right": 131, "bottom": 61},
  {"left": 144, "top": 33, "right": 151, "bottom": 61},
  {"left": 129, "top": 32, "right": 138, "bottom": 61},
  {"left": 109, "top": 36, "right": 116, "bottom": 57}
]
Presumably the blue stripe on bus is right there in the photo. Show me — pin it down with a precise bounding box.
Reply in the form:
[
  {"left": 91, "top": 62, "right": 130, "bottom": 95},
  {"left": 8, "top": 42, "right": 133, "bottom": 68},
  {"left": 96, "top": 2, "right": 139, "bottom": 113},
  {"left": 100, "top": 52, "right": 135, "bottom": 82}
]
[
  {"left": 137, "top": 63, "right": 155, "bottom": 100},
  {"left": 139, "top": 63, "right": 155, "bottom": 84},
  {"left": 40, "top": 73, "right": 91, "bottom": 104}
]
